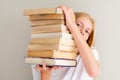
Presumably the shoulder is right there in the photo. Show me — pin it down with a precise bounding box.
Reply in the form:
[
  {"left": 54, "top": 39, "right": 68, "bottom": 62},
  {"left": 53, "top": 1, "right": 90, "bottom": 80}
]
[{"left": 91, "top": 46, "right": 99, "bottom": 53}]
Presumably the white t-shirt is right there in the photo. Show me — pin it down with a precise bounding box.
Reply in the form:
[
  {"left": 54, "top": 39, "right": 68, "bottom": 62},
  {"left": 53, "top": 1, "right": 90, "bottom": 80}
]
[{"left": 31, "top": 47, "right": 99, "bottom": 80}]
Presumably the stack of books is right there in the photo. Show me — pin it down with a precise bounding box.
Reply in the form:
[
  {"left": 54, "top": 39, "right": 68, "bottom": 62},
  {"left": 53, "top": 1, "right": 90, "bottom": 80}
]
[{"left": 24, "top": 8, "right": 77, "bottom": 67}]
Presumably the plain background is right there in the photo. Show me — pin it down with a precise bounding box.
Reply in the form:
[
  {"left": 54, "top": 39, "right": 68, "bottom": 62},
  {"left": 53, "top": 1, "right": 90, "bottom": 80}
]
[{"left": 0, "top": 0, "right": 120, "bottom": 80}]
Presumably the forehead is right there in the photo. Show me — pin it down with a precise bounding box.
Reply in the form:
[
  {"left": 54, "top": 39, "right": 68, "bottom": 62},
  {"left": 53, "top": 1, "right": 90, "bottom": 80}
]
[{"left": 76, "top": 17, "right": 93, "bottom": 30}]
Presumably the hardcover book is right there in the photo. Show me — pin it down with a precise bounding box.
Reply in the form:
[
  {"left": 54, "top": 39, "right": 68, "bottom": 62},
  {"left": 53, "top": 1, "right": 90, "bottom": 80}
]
[
  {"left": 31, "top": 32, "right": 73, "bottom": 39},
  {"left": 28, "top": 43, "right": 77, "bottom": 52},
  {"left": 30, "top": 37, "right": 76, "bottom": 47},
  {"left": 27, "top": 50, "right": 77, "bottom": 59},
  {"left": 29, "top": 14, "right": 64, "bottom": 20},
  {"left": 24, "top": 8, "right": 63, "bottom": 16},
  {"left": 30, "top": 19, "right": 64, "bottom": 26},
  {"left": 27, "top": 50, "right": 76, "bottom": 59},
  {"left": 31, "top": 24, "right": 69, "bottom": 33},
  {"left": 25, "top": 57, "right": 76, "bottom": 67}
]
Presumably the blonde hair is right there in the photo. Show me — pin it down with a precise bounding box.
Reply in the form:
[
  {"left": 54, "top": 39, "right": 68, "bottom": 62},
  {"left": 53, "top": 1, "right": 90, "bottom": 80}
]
[{"left": 74, "top": 12, "right": 95, "bottom": 47}]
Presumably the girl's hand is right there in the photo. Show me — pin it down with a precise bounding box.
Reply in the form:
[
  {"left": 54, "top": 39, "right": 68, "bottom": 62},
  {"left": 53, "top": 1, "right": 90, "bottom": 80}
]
[
  {"left": 35, "top": 62, "right": 63, "bottom": 71},
  {"left": 58, "top": 6, "right": 76, "bottom": 27}
]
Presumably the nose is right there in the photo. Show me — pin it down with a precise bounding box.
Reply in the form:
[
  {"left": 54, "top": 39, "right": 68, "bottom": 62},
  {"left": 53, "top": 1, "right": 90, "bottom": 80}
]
[
  {"left": 80, "top": 28, "right": 85, "bottom": 36},
  {"left": 81, "top": 31, "right": 85, "bottom": 35}
]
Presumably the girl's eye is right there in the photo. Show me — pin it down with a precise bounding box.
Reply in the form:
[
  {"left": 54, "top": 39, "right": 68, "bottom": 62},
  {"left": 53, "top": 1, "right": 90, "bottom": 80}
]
[
  {"left": 76, "top": 23, "right": 80, "bottom": 26},
  {"left": 85, "top": 30, "right": 90, "bottom": 34},
  {"left": 76, "top": 23, "right": 82, "bottom": 28}
]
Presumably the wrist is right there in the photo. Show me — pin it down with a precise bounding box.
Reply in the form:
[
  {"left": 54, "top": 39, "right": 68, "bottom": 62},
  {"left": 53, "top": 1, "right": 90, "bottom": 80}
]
[{"left": 41, "top": 70, "right": 51, "bottom": 80}]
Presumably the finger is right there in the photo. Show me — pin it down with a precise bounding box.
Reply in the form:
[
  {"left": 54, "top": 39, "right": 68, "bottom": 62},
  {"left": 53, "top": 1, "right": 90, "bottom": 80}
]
[
  {"left": 55, "top": 66, "right": 59, "bottom": 69},
  {"left": 51, "top": 66, "right": 58, "bottom": 70},
  {"left": 57, "top": 5, "right": 67, "bottom": 12},
  {"left": 42, "top": 61, "right": 47, "bottom": 70},
  {"left": 57, "top": 66, "right": 63, "bottom": 69},
  {"left": 51, "top": 66, "right": 63, "bottom": 71},
  {"left": 51, "top": 67, "right": 56, "bottom": 71},
  {"left": 35, "top": 65, "right": 42, "bottom": 71}
]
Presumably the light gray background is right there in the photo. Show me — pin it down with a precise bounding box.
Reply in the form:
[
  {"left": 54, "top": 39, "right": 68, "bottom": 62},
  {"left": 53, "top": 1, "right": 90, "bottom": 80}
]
[{"left": 0, "top": 0, "right": 120, "bottom": 80}]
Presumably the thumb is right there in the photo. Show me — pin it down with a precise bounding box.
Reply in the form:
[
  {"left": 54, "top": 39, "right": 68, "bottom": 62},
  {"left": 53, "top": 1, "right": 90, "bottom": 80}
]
[{"left": 42, "top": 61, "right": 47, "bottom": 70}]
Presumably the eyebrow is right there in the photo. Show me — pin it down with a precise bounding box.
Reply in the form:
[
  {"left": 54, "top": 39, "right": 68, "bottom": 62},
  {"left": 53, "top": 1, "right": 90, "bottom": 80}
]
[
  {"left": 87, "top": 28, "right": 91, "bottom": 31},
  {"left": 80, "top": 22, "right": 92, "bottom": 31},
  {"left": 86, "top": 28, "right": 92, "bottom": 34}
]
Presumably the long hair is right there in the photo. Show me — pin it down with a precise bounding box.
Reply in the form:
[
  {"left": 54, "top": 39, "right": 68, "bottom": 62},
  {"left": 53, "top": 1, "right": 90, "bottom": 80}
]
[{"left": 74, "top": 12, "right": 95, "bottom": 47}]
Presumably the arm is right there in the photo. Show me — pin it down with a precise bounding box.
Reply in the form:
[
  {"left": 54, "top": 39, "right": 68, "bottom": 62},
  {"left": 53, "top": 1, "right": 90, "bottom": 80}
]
[
  {"left": 69, "top": 25, "right": 100, "bottom": 77},
  {"left": 36, "top": 63, "right": 50, "bottom": 80},
  {"left": 35, "top": 64, "right": 61, "bottom": 80},
  {"left": 59, "top": 6, "right": 100, "bottom": 77},
  {"left": 41, "top": 70, "right": 50, "bottom": 80}
]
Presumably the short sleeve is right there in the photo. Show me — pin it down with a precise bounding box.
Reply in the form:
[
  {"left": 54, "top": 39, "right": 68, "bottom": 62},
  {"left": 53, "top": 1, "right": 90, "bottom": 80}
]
[
  {"left": 31, "top": 64, "right": 40, "bottom": 80},
  {"left": 91, "top": 47, "right": 100, "bottom": 61}
]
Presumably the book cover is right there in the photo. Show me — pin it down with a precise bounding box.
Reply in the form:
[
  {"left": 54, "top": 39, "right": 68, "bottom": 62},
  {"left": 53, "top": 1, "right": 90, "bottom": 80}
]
[
  {"left": 31, "top": 24, "right": 69, "bottom": 33},
  {"left": 27, "top": 50, "right": 77, "bottom": 59},
  {"left": 30, "top": 37, "right": 76, "bottom": 47},
  {"left": 24, "top": 8, "right": 63, "bottom": 16},
  {"left": 28, "top": 43, "right": 77, "bottom": 52},
  {"left": 30, "top": 19, "right": 64, "bottom": 26},
  {"left": 25, "top": 57, "right": 77, "bottom": 67},
  {"left": 29, "top": 14, "right": 64, "bottom": 20}
]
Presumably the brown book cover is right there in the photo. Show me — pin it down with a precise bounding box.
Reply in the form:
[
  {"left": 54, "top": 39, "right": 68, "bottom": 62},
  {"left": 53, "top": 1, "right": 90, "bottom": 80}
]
[
  {"left": 30, "top": 19, "right": 64, "bottom": 26},
  {"left": 30, "top": 37, "right": 76, "bottom": 47},
  {"left": 31, "top": 24, "right": 69, "bottom": 33},
  {"left": 24, "top": 8, "right": 63, "bottom": 16},
  {"left": 27, "top": 50, "right": 76, "bottom": 59},
  {"left": 28, "top": 43, "right": 77, "bottom": 52},
  {"left": 29, "top": 14, "right": 64, "bottom": 21}
]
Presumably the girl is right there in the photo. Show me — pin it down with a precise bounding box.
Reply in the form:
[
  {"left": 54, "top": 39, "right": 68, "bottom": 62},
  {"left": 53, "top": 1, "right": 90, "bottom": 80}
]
[{"left": 31, "top": 6, "right": 100, "bottom": 80}]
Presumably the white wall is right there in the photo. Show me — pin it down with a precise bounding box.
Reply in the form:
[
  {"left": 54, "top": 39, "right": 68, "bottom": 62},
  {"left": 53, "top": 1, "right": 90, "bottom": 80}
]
[{"left": 0, "top": 0, "right": 120, "bottom": 80}]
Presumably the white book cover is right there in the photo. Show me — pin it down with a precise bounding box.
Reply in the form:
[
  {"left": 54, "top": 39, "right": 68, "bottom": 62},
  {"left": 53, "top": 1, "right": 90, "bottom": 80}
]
[
  {"left": 31, "top": 32, "right": 73, "bottom": 39},
  {"left": 25, "top": 57, "right": 76, "bottom": 67}
]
